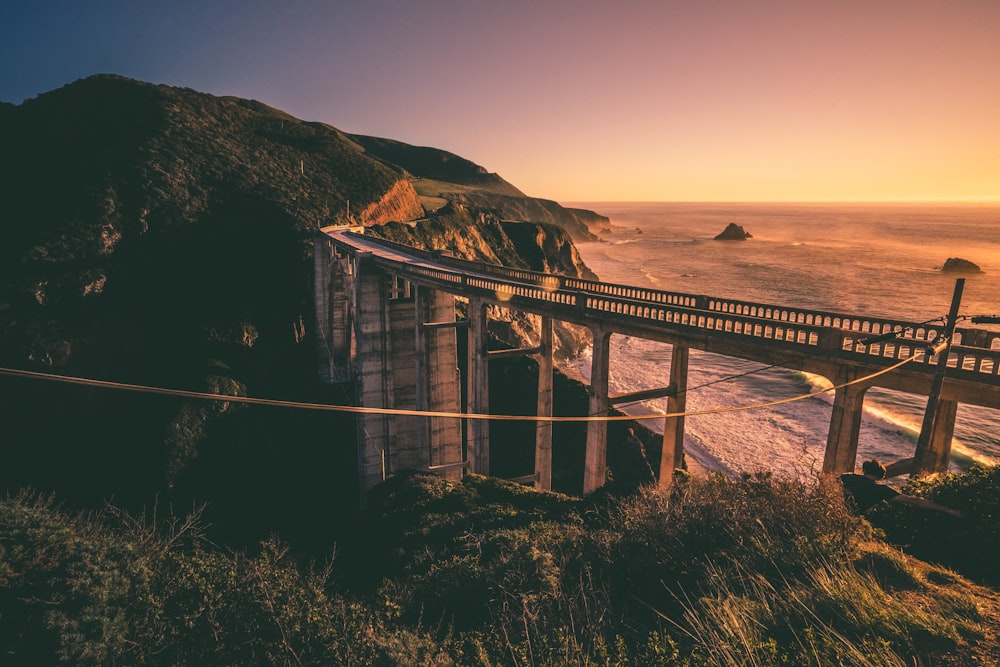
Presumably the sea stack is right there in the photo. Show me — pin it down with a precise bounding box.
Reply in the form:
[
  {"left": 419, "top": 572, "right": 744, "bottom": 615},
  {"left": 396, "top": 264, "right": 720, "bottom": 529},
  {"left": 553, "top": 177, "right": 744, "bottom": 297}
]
[
  {"left": 941, "top": 257, "right": 984, "bottom": 274},
  {"left": 714, "top": 223, "right": 752, "bottom": 241}
]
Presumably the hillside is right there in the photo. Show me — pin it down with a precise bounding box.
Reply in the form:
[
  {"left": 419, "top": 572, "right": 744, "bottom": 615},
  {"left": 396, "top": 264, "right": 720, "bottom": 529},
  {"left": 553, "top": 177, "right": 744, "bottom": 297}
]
[
  {"left": 0, "top": 74, "right": 604, "bottom": 545},
  {"left": 349, "top": 133, "right": 606, "bottom": 240},
  {"left": 348, "top": 134, "right": 526, "bottom": 196}
]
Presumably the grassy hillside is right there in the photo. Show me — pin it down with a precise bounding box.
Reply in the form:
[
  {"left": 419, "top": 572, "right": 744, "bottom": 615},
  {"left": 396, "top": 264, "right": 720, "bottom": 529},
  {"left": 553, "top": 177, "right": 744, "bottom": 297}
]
[{"left": 3, "top": 470, "right": 999, "bottom": 665}]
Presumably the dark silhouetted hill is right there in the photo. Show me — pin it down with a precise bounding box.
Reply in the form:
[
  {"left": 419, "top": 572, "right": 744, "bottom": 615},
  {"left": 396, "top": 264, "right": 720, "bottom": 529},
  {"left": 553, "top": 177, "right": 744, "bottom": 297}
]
[{"left": 0, "top": 75, "right": 601, "bottom": 548}]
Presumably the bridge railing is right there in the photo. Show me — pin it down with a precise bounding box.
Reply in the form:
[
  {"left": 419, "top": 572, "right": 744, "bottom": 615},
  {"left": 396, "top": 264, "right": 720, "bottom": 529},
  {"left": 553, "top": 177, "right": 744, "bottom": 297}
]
[
  {"left": 330, "top": 231, "right": 1000, "bottom": 383},
  {"left": 391, "top": 257, "right": 1000, "bottom": 382},
  {"left": 339, "top": 232, "right": 1000, "bottom": 348}
]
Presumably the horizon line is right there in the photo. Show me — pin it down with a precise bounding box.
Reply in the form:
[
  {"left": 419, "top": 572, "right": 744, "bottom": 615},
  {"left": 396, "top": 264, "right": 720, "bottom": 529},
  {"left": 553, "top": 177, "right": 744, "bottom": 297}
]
[{"left": 559, "top": 198, "right": 1000, "bottom": 206}]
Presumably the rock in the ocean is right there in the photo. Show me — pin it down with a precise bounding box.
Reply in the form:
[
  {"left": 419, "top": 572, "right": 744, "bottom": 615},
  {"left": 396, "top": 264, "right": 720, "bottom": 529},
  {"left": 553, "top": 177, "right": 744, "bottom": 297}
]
[
  {"left": 714, "top": 223, "right": 752, "bottom": 241},
  {"left": 942, "top": 257, "right": 983, "bottom": 274}
]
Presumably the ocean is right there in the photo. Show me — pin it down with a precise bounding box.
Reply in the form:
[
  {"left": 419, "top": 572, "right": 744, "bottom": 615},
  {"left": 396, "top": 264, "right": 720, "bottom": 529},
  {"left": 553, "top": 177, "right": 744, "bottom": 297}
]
[{"left": 563, "top": 202, "right": 1000, "bottom": 478}]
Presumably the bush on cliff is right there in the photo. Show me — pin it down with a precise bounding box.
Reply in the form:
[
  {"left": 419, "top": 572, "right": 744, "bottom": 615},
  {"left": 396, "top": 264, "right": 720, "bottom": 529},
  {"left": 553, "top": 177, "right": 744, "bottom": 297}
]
[{"left": 867, "top": 463, "right": 1000, "bottom": 586}]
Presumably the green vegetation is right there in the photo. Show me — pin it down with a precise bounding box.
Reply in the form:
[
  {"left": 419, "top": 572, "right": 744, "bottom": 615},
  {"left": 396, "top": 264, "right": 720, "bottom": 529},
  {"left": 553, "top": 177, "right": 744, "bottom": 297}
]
[
  {"left": 3, "top": 470, "right": 998, "bottom": 665},
  {"left": 867, "top": 464, "right": 1000, "bottom": 587}
]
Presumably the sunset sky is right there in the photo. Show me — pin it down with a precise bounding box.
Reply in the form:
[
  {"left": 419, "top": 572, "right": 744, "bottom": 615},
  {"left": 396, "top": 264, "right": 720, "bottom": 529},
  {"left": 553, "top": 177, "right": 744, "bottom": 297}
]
[{"left": 3, "top": 1, "right": 999, "bottom": 202}]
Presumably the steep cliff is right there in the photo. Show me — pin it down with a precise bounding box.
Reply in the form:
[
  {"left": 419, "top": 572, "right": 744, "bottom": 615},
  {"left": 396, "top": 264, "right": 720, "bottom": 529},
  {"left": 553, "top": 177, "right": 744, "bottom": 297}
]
[
  {"left": 369, "top": 204, "right": 594, "bottom": 358},
  {"left": 356, "top": 178, "right": 425, "bottom": 226}
]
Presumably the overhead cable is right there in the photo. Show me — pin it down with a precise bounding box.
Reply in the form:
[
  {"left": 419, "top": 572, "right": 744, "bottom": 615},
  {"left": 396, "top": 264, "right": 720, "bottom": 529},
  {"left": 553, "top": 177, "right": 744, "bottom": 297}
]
[{"left": 0, "top": 350, "right": 922, "bottom": 423}]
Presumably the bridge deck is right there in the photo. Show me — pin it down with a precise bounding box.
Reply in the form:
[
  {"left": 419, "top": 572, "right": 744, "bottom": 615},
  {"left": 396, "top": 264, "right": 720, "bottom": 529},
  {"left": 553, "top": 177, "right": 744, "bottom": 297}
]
[{"left": 323, "top": 227, "right": 1000, "bottom": 409}]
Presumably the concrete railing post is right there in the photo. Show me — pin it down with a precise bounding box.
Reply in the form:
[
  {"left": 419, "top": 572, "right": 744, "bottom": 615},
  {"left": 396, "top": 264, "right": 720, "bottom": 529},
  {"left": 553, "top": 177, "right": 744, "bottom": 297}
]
[
  {"left": 583, "top": 328, "right": 611, "bottom": 494},
  {"left": 534, "top": 316, "right": 554, "bottom": 490}
]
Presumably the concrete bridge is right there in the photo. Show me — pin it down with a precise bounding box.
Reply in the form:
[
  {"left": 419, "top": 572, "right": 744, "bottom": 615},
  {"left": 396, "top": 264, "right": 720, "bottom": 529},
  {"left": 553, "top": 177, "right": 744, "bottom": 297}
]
[{"left": 314, "top": 226, "right": 1000, "bottom": 498}]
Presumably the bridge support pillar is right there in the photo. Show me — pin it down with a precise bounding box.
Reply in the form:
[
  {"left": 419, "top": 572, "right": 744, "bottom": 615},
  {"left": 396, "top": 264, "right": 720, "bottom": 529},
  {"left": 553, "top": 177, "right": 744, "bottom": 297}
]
[
  {"left": 416, "top": 287, "right": 464, "bottom": 477},
  {"left": 534, "top": 316, "right": 554, "bottom": 490},
  {"left": 912, "top": 398, "right": 958, "bottom": 475},
  {"left": 822, "top": 372, "right": 871, "bottom": 473},
  {"left": 354, "top": 257, "right": 393, "bottom": 500},
  {"left": 354, "top": 261, "right": 462, "bottom": 503},
  {"left": 659, "top": 343, "right": 689, "bottom": 487},
  {"left": 468, "top": 298, "right": 490, "bottom": 476},
  {"left": 583, "top": 328, "right": 611, "bottom": 494},
  {"left": 314, "top": 234, "right": 352, "bottom": 383}
]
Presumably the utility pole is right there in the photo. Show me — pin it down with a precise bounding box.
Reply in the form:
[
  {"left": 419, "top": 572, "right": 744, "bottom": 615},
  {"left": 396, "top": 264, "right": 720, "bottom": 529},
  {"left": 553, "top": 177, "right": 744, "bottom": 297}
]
[{"left": 912, "top": 278, "right": 964, "bottom": 476}]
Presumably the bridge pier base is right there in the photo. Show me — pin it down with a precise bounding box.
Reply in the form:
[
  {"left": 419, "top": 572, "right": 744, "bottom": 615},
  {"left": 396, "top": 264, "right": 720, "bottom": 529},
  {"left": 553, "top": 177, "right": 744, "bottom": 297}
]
[
  {"left": 583, "top": 328, "right": 611, "bottom": 494},
  {"left": 659, "top": 343, "right": 689, "bottom": 487},
  {"left": 912, "top": 398, "right": 958, "bottom": 475},
  {"left": 822, "top": 371, "right": 871, "bottom": 473}
]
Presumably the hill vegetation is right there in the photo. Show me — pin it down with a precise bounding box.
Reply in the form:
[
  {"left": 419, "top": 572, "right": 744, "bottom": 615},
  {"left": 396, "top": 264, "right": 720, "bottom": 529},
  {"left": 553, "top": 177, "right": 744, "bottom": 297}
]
[
  {"left": 3, "top": 469, "right": 1000, "bottom": 665},
  {"left": 0, "top": 75, "right": 604, "bottom": 536}
]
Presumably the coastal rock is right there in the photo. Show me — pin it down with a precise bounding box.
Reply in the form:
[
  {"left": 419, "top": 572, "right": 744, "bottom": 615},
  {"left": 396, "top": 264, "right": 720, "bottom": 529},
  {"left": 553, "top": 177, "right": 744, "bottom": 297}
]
[
  {"left": 941, "top": 257, "right": 983, "bottom": 274},
  {"left": 714, "top": 223, "right": 752, "bottom": 241}
]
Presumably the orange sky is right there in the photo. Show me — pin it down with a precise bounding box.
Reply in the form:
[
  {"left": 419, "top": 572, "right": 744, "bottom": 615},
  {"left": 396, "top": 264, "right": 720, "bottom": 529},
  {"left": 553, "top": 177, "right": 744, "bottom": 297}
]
[{"left": 4, "top": 1, "right": 999, "bottom": 202}]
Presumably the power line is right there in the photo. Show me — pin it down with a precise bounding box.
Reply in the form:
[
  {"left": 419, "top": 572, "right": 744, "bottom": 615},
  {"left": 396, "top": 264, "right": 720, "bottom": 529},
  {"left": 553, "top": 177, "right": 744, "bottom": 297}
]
[{"left": 0, "top": 351, "right": 921, "bottom": 423}]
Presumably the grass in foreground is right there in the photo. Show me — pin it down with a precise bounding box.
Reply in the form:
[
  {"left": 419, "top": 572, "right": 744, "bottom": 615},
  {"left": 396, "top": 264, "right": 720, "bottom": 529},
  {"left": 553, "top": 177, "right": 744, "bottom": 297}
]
[{"left": 2, "top": 469, "right": 999, "bottom": 665}]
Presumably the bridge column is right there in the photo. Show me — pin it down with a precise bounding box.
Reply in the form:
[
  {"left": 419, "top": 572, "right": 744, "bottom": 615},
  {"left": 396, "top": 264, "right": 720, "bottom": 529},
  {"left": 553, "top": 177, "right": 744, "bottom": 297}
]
[
  {"left": 912, "top": 398, "right": 958, "bottom": 475},
  {"left": 314, "top": 234, "right": 351, "bottom": 383},
  {"left": 467, "top": 298, "right": 490, "bottom": 475},
  {"left": 658, "top": 343, "right": 689, "bottom": 487},
  {"left": 416, "top": 286, "right": 464, "bottom": 479},
  {"left": 353, "top": 256, "right": 393, "bottom": 499},
  {"left": 534, "top": 316, "right": 554, "bottom": 490},
  {"left": 822, "top": 371, "right": 871, "bottom": 473},
  {"left": 583, "top": 328, "right": 611, "bottom": 494}
]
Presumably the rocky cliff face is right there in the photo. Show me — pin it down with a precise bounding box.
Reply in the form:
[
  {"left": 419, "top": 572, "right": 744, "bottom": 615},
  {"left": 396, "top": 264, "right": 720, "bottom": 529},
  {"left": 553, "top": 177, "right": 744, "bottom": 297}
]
[
  {"left": 369, "top": 205, "right": 594, "bottom": 357},
  {"left": 356, "top": 179, "right": 425, "bottom": 226},
  {"left": 350, "top": 134, "right": 607, "bottom": 242}
]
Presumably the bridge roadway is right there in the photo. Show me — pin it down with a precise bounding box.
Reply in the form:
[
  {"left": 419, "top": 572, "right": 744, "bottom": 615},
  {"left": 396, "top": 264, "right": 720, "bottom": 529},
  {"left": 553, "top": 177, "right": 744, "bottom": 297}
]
[{"left": 320, "top": 227, "right": 1000, "bottom": 496}]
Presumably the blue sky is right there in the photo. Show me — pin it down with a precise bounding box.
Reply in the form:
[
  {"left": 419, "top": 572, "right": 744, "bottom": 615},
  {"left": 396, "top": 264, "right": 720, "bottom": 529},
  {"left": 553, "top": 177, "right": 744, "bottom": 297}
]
[{"left": 4, "top": 0, "right": 999, "bottom": 202}]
